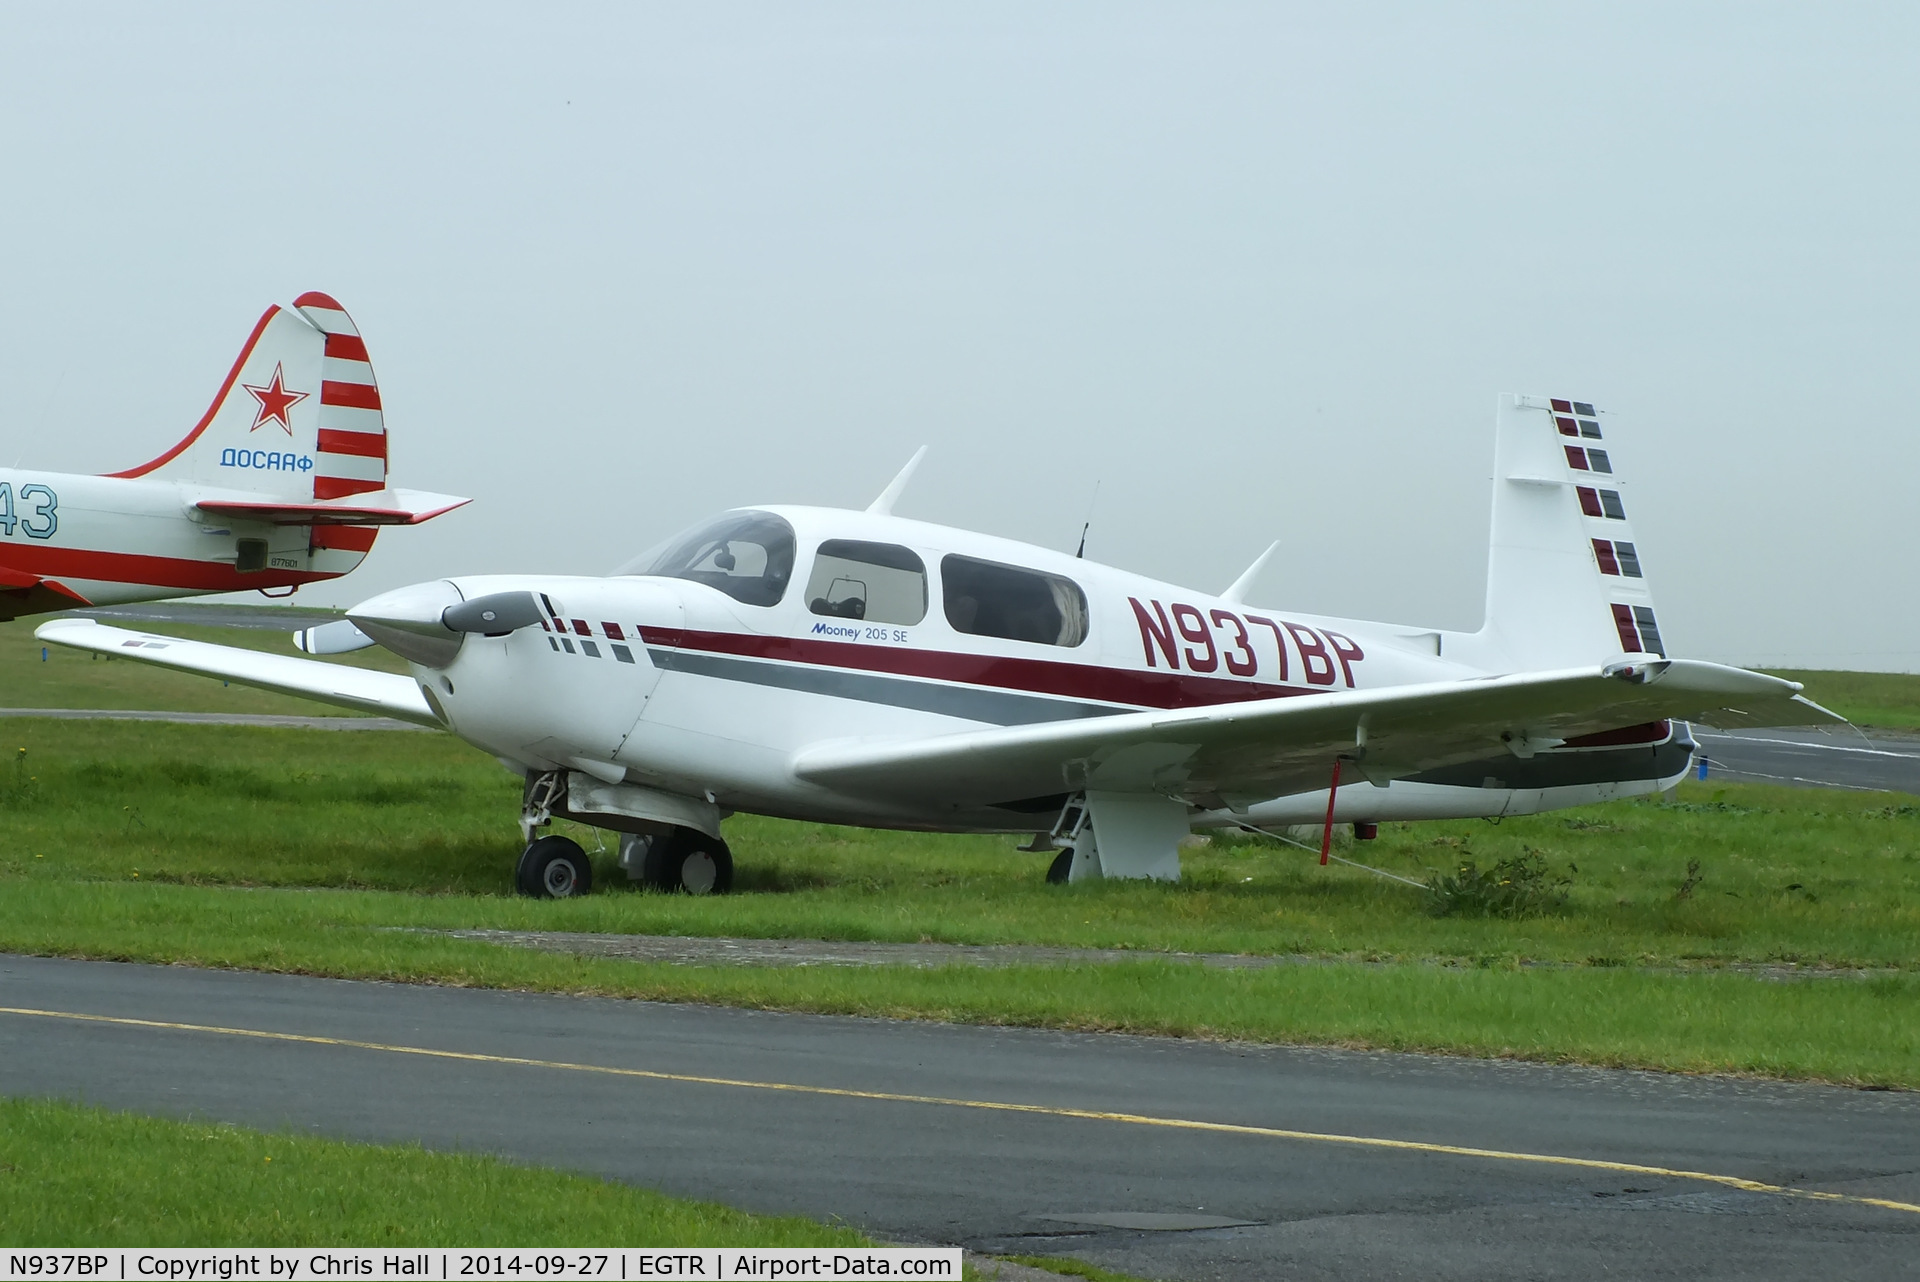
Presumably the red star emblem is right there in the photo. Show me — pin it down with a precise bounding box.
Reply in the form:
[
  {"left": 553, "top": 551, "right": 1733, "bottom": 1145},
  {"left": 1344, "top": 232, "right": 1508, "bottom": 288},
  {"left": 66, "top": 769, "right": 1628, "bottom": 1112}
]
[{"left": 240, "top": 362, "right": 309, "bottom": 435}]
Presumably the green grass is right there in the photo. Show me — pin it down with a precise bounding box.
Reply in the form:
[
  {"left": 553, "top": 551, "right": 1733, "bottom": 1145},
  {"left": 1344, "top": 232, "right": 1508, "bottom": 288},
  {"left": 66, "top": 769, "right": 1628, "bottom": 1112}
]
[
  {"left": 3, "top": 718, "right": 1915, "bottom": 969},
  {"left": 0, "top": 717, "right": 1916, "bottom": 1087},
  {"left": 2, "top": 877, "right": 1915, "bottom": 1086},
  {"left": 0, "top": 1096, "right": 865, "bottom": 1247},
  {"left": 1763, "top": 668, "right": 1920, "bottom": 731},
  {"left": 1, "top": 613, "right": 405, "bottom": 716},
  {"left": 1002, "top": 1260, "right": 1144, "bottom": 1282}
]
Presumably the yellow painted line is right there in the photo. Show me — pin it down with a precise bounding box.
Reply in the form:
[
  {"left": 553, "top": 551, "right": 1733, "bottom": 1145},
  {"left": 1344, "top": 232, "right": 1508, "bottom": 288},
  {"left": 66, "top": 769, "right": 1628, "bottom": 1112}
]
[{"left": 4, "top": 1004, "right": 1915, "bottom": 1217}]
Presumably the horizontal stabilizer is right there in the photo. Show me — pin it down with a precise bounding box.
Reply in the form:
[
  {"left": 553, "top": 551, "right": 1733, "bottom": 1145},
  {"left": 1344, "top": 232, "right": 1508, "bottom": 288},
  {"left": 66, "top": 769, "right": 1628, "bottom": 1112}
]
[
  {"left": 791, "top": 659, "right": 1842, "bottom": 809},
  {"left": 194, "top": 488, "right": 470, "bottom": 527},
  {"left": 34, "top": 619, "right": 437, "bottom": 726}
]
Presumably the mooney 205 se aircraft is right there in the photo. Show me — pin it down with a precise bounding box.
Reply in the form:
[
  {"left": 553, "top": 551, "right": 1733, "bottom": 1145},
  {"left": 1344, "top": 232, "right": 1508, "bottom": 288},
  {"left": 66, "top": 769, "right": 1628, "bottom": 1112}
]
[
  {"left": 41, "top": 396, "right": 1837, "bottom": 897},
  {"left": 0, "top": 293, "right": 466, "bottom": 621}
]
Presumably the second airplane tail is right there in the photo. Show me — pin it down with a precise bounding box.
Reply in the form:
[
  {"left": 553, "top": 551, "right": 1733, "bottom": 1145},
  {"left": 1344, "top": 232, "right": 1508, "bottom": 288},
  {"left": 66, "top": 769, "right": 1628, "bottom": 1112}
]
[
  {"left": 1468, "top": 393, "right": 1667, "bottom": 673},
  {"left": 108, "top": 292, "right": 389, "bottom": 502},
  {"left": 105, "top": 292, "right": 464, "bottom": 578}
]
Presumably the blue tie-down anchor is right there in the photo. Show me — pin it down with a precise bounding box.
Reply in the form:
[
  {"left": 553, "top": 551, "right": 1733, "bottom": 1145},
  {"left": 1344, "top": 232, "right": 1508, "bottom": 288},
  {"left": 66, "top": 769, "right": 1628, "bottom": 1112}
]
[{"left": 1696, "top": 755, "right": 1710, "bottom": 781}]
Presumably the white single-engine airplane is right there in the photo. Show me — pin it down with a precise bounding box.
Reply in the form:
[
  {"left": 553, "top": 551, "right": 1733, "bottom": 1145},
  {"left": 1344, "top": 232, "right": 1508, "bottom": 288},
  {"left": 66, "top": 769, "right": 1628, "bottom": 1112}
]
[
  {"left": 40, "top": 395, "right": 1837, "bottom": 897},
  {"left": 0, "top": 293, "right": 466, "bottom": 621}
]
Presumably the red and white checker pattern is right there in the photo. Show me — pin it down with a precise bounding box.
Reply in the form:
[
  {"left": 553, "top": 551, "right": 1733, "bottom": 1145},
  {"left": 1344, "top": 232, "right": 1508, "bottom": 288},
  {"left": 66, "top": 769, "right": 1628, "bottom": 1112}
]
[{"left": 1550, "top": 397, "right": 1666, "bottom": 656}]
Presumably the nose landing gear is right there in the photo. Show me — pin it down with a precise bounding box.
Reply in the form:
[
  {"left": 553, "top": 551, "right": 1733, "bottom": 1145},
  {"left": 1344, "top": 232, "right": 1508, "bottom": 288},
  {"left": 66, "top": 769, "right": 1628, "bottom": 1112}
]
[{"left": 515, "top": 835, "right": 594, "bottom": 899}]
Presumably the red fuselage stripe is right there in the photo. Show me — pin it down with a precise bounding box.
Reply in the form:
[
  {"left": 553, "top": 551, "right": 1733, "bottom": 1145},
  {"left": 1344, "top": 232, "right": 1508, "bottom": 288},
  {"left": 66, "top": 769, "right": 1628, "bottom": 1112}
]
[
  {"left": 312, "top": 526, "right": 378, "bottom": 552},
  {"left": 1561, "top": 720, "right": 1670, "bottom": 748},
  {"left": 635, "top": 626, "right": 1320, "bottom": 711},
  {"left": 0, "top": 545, "right": 337, "bottom": 592}
]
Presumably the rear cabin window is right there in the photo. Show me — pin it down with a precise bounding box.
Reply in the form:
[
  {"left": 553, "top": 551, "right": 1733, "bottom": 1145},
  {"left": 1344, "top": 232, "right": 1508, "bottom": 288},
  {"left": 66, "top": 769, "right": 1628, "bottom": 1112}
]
[
  {"left": 941, "top": 554, "right": 1088, "bottom": 647},
  {"left": 806, "top": 540, "right": 928, "bottom": 625}
]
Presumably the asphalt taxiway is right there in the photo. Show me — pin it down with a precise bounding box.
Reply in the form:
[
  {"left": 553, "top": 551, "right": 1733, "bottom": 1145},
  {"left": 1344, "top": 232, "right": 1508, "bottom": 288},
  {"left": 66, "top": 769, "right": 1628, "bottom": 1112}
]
[
  {"left": 1695, "top": 727, "right": 1920, "bottom": 795},
  {"left": 3, "top": 955, "right": 1914, "bottom": 1281}
]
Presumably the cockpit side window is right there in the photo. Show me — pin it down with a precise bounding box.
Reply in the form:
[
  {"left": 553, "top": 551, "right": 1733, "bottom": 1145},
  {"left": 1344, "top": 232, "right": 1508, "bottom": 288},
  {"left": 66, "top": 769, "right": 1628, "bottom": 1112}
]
[
  {"left": 805, "top": 540, "right": 928, "bottom": 625},
  {"left": 619, "top": 510, "right": 797, "bottom": 607},
  {"left": 941, "top": 554, "right": 1088, "bottom": 647}
]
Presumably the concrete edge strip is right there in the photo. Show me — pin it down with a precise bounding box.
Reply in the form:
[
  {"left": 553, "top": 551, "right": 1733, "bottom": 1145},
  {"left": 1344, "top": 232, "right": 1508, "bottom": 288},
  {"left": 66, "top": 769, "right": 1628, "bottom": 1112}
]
[{"left": 4, "top": 1004, "right": 1913, "bottom": 1218}]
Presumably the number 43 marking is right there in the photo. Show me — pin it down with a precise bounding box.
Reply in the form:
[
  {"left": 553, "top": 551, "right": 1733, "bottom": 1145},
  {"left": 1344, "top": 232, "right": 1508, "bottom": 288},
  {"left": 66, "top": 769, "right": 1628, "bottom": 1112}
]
[{"left": 0, "top": 482, "right": 58, "bottom": 539}]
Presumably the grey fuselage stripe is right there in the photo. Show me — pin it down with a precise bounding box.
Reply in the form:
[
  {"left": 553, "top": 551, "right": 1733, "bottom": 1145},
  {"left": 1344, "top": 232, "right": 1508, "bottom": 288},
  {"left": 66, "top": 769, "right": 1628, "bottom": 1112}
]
[{"left": 645, "top": 647, "right": 1125, "bottom": 726}]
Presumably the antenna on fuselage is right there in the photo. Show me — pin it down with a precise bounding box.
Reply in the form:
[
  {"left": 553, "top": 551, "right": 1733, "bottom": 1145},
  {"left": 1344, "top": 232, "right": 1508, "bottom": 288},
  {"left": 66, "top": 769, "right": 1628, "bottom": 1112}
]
[
  {"left": 1075, "top": 480, "right": 1101, "bottom": 558},
  {"left": 1220, "top": 541, "right": 1279, "bottom": 604},
  {"left": 866, "top": 446, "right": 928, "bottom": 516}
]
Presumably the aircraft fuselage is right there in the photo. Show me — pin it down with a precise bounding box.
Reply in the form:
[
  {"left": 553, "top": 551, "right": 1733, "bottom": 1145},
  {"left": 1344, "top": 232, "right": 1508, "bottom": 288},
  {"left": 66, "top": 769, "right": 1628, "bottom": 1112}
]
[{"left": 369, "top": 504, "right": 1690, "bottom": 837}]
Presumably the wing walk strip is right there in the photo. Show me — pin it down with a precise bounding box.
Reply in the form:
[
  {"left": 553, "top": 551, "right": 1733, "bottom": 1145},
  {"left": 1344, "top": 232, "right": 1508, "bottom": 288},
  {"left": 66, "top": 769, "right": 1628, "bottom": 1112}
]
[{"left": 3, "top": 1005, "right": 1913, "bottom": 1217}]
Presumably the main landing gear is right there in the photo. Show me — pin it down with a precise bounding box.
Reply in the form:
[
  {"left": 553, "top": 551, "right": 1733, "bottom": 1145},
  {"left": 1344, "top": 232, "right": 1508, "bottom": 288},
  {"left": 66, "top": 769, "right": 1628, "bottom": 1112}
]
[
  {"left": 627, "top": 829, "right": 736, "bottom": 895},
  {"left": 514, "top": 769, "right": 736, "bottom": 899},
  {"left": 512, "top": 827, "right": 735, "bottom": 899}
]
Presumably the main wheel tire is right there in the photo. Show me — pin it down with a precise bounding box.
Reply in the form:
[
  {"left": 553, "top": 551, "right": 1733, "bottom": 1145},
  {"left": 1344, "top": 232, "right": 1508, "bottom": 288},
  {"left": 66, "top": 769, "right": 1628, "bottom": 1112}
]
[
  {"left": 1046, "top": 848, "right": 1074, "bottom": 885},
  {"left": 643, "top": 829, "right": 735, "bottom": 895},
  {"left": 516, "top": 835, "right": 594, "bottom": 899}
]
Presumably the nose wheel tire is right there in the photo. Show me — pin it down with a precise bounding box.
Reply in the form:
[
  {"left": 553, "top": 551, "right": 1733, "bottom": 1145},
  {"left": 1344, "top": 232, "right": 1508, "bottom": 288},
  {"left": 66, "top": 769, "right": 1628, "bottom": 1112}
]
[
  {"left": 643, "top": 829, "right": 734, "bottom": 895},
  {"left": 516, "top": 835, "right": 594, "bottom": 899},
  {"left": 1046, "top": 848, "right": 1074, "bottom": 884}
]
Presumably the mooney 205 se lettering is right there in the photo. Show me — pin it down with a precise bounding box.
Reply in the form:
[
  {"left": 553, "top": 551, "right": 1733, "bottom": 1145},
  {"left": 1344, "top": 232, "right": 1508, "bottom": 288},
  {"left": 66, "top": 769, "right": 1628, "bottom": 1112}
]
[
  {"left": 0, "top": 293, "right": 466, "bottom": 621},
  {"left": 40, "top": 396, "right": 1837, "bottom": 897}
]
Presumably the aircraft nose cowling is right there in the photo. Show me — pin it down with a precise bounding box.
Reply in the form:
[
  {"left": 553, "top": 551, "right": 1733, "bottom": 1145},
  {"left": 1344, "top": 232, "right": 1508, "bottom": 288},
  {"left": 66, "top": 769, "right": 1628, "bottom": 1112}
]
[
  {"left": 347, "top": 581, "right": 466, "bottom": 667},
  {"left": 442, "top": 591, "right": 544, "bottom": 637}
]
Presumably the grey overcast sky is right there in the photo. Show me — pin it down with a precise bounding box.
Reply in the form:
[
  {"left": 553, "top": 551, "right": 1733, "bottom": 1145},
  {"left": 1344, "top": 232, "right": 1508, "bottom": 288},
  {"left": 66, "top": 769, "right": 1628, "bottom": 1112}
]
[{"left": 2, "top": 3, "right": 1914, "bottom": 668}]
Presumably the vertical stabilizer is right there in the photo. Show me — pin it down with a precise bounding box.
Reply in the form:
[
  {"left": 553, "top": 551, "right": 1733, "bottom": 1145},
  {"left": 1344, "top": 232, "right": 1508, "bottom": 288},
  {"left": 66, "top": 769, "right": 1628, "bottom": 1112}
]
[
  {"left": 1476, "top": 394, "right": 1664, "bottom": 672},
  {"left": 107, "top": 293, "right": 391, "bottom": 504},
  {"left": 106, "top": 293, "right": 394, "bottom": 575},
  {"left": 107, "top": 304, "right": 326, "bottom": 499}
]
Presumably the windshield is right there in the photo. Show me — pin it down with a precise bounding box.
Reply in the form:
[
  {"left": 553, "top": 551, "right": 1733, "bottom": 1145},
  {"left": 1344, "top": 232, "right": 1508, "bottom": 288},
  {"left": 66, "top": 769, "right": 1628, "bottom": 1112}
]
[{"left": 615, "top": 510, "right": 797, "bottom": 607}]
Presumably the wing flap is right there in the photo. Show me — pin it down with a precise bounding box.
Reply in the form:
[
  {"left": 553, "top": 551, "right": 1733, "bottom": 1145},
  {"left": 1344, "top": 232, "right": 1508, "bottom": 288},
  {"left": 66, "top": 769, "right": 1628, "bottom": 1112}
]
[
  {"left": 33, "top": 619, "right": 438, "bottom": 726},
  {"left": 791, "top": 659, "right": 1841, "bottom": 807}
]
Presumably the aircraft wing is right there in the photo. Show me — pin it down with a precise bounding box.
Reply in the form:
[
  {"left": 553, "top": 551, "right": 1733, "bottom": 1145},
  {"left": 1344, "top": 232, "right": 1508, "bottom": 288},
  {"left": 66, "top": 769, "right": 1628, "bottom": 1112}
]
[
  {"left": 33, "top": 619, "right": 438, "bottom": 726},
  {"left": 193, "top": 488, "right": 471, "bottom": 526},
  {"left": 790, "top": 659, "right": 1841, "bottom": 809}
]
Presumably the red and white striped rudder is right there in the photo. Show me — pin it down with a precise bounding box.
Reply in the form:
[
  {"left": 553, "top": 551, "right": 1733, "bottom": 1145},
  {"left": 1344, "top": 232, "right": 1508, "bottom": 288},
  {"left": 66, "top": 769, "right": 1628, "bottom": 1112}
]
[{"left": 294, "top": 292, "right": 388, "bottom": 502}]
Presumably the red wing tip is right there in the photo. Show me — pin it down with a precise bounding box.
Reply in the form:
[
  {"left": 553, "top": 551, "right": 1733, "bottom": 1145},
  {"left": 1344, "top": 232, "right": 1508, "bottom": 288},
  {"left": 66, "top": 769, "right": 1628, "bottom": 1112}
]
[{"left": 293, "top": 291, "right": 345, "bottom": 311}]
